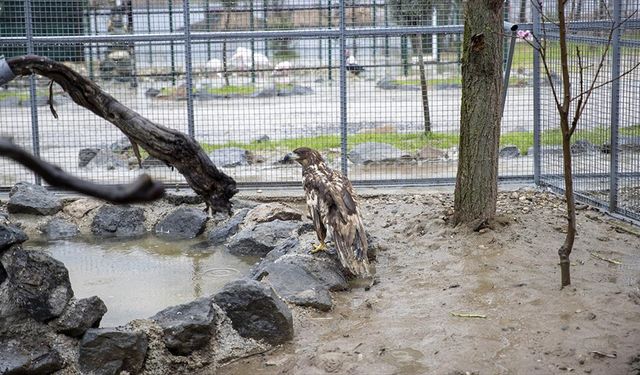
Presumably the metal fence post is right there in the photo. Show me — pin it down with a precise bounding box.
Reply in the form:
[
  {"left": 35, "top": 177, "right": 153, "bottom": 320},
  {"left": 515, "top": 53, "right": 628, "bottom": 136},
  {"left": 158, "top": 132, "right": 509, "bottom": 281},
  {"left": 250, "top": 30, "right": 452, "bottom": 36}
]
[
  {"left": 169, "top": 0, "right": 177, "bottom": 86},
  {"left": 339, "top": 0, "right": 348, "bottom": 176},
  {"left": 24, "top": 0, "right": 41, "bottom": 185},
  {"left": 532, "top": 0, "right": 541, "bottom": 186},
  {"left": 609, "top": 0, "right": 622, "bottom": 212},
  {"left": 183, "top": 0, "right": 195, "bottom": 139}
]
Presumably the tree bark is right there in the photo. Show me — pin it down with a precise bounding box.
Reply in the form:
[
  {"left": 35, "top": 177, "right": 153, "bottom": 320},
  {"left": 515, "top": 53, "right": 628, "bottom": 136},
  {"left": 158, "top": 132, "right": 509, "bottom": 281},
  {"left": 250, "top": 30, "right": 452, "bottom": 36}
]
[
  {"left": 7, "top": 55, "right": 238, "bottom": 214},
  {"left": 413, "top": 34, "right": 431, "bottom": 134},
  {"left": 453, "top": 0, "right": 503, "bottom": 228}
]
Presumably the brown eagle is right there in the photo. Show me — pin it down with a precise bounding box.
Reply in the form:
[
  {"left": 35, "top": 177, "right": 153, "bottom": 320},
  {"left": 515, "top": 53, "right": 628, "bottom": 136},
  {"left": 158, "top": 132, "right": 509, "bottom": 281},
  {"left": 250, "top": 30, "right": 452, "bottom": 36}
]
[{"left": 286, "top": 147, "right": 371, "bottom": 277}]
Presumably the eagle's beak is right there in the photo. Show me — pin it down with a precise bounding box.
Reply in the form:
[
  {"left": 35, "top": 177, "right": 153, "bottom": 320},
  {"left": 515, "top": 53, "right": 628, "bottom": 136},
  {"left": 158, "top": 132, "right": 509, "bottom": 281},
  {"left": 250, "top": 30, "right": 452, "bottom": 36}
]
[{"left": 283, "top": 152, "right": 297, "bottom": 163}]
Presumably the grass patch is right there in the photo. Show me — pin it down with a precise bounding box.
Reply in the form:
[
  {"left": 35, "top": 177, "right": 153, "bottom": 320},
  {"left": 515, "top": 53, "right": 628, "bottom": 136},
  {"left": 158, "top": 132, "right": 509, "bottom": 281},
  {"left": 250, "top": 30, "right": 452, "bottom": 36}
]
[
  {"left": 0, "top": 90, "right": 33, "bottom": 101},
  {"left": 205, "top": 85, "right": 256, "bottom": 96}
]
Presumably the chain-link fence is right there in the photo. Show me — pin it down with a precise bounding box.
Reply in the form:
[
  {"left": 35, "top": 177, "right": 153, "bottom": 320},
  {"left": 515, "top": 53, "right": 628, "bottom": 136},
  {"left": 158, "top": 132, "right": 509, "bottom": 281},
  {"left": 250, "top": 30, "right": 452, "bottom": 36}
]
[{"left": 0, "top": 0, "right": 638, "bottom": 221}]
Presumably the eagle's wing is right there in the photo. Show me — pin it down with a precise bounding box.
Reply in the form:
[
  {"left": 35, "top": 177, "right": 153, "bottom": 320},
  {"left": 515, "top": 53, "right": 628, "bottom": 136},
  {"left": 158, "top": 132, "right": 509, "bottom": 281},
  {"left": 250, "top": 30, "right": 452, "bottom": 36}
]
[
  {"left": 303, "top": 172, "right": 327, "bottom": 244},
  {"left": 325, "top": 171, "right": 371, "bottom": 277}
]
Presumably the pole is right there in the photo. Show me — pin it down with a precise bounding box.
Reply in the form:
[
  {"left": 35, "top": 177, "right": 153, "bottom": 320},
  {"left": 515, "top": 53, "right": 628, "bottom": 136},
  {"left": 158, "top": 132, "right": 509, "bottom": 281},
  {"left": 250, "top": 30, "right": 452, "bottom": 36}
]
[
  {"left": 169, "top": 0, "right": 176, "bottom": 86},
  {"left": 339, "top": 0, "right": 348, "bottom": 175},
  {"left": 609, "top": 0, "right": 621, "bottom": 212},
  {"left": 532, "top": 0, "right": 541, "bottom": 185},
  {"left": 183, "top": 0, "right": 195, "bottom": 138},
  {"left": 24, "top": 0, "right": 41, "bottom": 185}
]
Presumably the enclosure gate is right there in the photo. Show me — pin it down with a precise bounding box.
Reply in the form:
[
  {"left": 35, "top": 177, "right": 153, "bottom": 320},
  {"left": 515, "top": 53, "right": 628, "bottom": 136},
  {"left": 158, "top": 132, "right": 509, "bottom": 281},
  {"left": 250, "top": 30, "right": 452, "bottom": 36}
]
[{"left": 0, "top": 0, "right": 638, "bottom": 222}]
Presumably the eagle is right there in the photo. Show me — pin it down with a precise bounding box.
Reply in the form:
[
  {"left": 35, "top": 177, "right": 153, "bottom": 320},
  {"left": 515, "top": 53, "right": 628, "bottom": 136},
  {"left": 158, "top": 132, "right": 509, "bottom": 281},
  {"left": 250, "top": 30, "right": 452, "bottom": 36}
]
[{"left": 286, "top": 147, "right": 372, "bottom": 278}]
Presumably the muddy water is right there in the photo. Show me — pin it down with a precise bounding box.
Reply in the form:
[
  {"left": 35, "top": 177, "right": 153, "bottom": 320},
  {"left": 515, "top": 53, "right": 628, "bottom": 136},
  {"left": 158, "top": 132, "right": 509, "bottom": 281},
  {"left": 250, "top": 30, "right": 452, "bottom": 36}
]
[{"left": 26, "top": 237, "right": 258, "bottom": 327}]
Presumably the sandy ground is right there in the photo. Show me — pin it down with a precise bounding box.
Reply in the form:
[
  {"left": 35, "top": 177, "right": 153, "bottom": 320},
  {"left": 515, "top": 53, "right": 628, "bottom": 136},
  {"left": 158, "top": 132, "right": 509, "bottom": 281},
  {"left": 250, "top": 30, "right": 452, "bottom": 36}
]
[{"left": 215, "top": 186, "right": 640, "bottom": 375}]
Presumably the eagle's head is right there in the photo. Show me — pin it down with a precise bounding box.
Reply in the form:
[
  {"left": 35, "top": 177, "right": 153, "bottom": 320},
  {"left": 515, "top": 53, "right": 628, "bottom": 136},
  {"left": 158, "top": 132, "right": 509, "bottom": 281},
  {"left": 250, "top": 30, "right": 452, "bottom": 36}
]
[{"left": 285, "top": 147, "right": 323, "bottom": 168}]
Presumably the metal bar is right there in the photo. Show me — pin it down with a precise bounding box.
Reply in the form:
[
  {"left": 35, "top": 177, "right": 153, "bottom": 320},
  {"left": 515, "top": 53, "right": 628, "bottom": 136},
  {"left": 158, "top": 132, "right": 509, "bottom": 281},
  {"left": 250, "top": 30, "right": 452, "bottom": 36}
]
[
  {"left": 609, "top": 0, "right": 622, "bottom": 212},
  {"left": 543, "top": 32, "right": 640, "bottom": 48},
  {"left": 328, "top": 0, "right": 333, "bottom": 81},
  {"left": 147, "top": 0, "right": 153, "bottom": 65},
  {"left": 126, "top": 0, "right": 138, "bottom": 88},
  {"left": 501, "top": 23, "right": 518, "bottom": 116},
  {"left": 250, "top": 0, "right": 256, "bottom": 84},
  {"left": 169, "top": 0, "right": 176, "bottom": 86},
  {"left": 24, "top": 0, "right": 41, "bottom": 185},
  {"left": 183, "top": 0, "right": 195, "bottom": 139},
  {"left": 532, "top": 0, "right": 541, "bottom": 185},
  {"left": 339, "top": 0, "right": 348, "bottom": 176},
  {"left": 205, "top": 0, "right": 211, "bottom": 60}
]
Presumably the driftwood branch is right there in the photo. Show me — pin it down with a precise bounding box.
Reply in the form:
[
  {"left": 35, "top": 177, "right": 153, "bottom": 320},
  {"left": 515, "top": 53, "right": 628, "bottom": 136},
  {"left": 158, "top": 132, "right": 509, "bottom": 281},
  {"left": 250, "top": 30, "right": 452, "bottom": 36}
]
[
  {"left": 6, "top": 55, "right": 238, "bottom": 214},
  {"left": 0, "top": 139, "right": 164, "bottom": 203}
]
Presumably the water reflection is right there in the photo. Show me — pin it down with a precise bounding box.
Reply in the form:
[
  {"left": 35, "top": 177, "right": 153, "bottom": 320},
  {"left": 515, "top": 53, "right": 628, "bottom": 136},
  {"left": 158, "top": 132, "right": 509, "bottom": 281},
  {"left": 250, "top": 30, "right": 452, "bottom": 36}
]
[{"left": 25, "top": 236, "right": 257, "bottom": 327}]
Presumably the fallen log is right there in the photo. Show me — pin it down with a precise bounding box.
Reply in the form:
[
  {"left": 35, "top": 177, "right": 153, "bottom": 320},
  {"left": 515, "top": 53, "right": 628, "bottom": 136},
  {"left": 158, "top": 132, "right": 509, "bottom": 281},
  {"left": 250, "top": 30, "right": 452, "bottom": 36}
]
[{"left": 5, "top": 55, "right": 238, "bottom": 214}]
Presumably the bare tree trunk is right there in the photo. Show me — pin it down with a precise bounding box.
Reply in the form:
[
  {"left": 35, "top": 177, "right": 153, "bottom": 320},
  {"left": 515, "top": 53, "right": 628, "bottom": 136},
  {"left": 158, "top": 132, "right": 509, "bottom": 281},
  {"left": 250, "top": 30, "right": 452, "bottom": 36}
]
[
  {"left": 222, "top": 12, "right": 231, "bottom": 87},
  {"left": 453, "top": 0, "right": 503, "bottom": 228},
  {"left": 7, "top": 55, "right": 238, "bottom": 214},
  {"left": 414, "top": 34, "right": 431, "bottom": 133}
]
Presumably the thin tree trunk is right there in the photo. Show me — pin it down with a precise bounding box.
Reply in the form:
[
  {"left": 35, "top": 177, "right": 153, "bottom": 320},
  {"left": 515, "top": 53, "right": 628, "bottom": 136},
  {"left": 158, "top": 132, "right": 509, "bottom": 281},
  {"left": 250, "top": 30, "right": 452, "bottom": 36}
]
[
  {"left": 7, "top": 55, "right": 238, "bottom": 214},
  {"left": 557, "top": 0, "right": 576, "bottom": 287},
  {"left": 222, "top": 12, "right": 231, "bottom": 87},
  {"left": 453, "top": 0, "right": 503, "bottom": 228},
  {"left": 415, "top": 34, "right": 431, "bottom": 134}
]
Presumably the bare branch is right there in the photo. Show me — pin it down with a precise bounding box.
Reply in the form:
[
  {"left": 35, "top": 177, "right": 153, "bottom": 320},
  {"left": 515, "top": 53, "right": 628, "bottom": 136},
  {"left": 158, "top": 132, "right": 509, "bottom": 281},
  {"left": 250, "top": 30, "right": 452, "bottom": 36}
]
[
  {"left": 0, "top": 139, "right": 165, "bottom": 203},
  {"left": 570, "top": 46, "right": 586, "bottom": 136}
]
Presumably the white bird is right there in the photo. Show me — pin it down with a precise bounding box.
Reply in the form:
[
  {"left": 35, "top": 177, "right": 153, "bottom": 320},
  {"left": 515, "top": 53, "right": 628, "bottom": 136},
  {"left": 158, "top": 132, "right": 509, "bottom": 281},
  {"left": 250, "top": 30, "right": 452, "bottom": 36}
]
[
  {"left": 203, "top": 58, "right": 223, "bottom": 78},
  {"left": 272, "top": 61, "right": 293, "bottom": 77},
  {"left": 231, "top": 47, "right": 272, "bottom": 74}
]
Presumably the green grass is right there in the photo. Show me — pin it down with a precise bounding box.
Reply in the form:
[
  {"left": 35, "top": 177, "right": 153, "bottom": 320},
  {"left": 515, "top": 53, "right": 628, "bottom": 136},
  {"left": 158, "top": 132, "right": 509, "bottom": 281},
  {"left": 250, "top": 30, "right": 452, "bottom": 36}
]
[
  {"left": 0, "top": 90, "right": 34, "bottom": 101},
  {"left": 205, "top": 85, "right": 256, "bottom": 96}
]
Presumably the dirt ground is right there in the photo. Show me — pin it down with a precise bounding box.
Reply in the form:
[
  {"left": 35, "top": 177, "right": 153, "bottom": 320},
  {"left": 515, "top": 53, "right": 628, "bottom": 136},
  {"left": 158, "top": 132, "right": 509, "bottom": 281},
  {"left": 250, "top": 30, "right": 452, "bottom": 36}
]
[{"left": 216, "top": 186, "right": 640, "bottom": 375}]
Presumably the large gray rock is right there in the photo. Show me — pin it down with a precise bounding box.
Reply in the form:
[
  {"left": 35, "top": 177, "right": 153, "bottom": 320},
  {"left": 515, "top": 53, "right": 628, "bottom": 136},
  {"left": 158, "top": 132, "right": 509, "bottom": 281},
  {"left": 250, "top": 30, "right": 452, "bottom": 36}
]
[
  {"left": 499, "top": 145, "right": 521, "bottom": 158},
  {"left": 150, "top": 297, "right": 218, "bottom": 356},
  {"left": 348, "top": 142, "right": 411, "bottom": 164},
  {"left": 7, "top": 182, "right": 62, "bottom": 216},
  {"left": 91, "top": 205, "right": 146, "bottom": 238},
  {"left": 154, "top": 207, "right": 208, "bottom": 240},
  {"left": 209, "top": 147, "right": 250, "bottom": 167},
  {"left": 78, "top": 148, "right": 100, "bottom": 167},
  {"left": 272, "top": 254, "right": 348, "bottom": 292},
  {"left": 208, "top": 208, "right": 250, "bottom": 245},
  {"left": 0, "top": 262, "right": 6, "bottom": 285},
  {"left": 3, "top": 248, "right": 73, "bottom": 322},
  {"left": 79, "top": 328, "right": 148, "bottom": 375},
  {"left": 50, "top": 296, "right": 107, "bottom": 338},
  {"left": 244, "top": 203, "right": 303, "bottom": 225},
  {"left": 227, "top": 220, "right": 300, "bottom": 256},
  {"left": 87, "top": 149, "right": 128, "bottom": 170},
  {"left": 602, "top": 136, "right": 640, "bottom": 153},
  {"left": 0, "top": 223, "right": 28, "bottom": 253},
  {"left": 571, "top": 139, "right": 598, "bottom": 154},
  {"left": 39, "top": 217, "right": 79, "bottom": 240},
  {"left": 213, "top": 278, "right": 293, "bottom": 345},
  {"left": 0, "top": 338, "right": 65, "bottom": 375},
  {"left": 109, "top": 137, "right": 132, "bottom": 153},
  {"left": 261, "top": 262, "right": 333, "bottom": 311}
]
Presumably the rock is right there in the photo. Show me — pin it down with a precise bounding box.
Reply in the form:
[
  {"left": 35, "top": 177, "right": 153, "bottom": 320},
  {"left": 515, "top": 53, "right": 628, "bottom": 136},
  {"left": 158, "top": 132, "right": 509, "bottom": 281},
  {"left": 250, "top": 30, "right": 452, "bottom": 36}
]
[
  {"left": 154, "top": 207, "right": 208, "bottom": 240},
  {"left": 213, "top": 278, "right": 293, "bottom": 345},
  {"left": 0, "top": 262, "right": 6, "bottom": 284},
  {"left": 0, "top": 223, "right": 28, "bottom": 253},
  {"left": 39, "top": 217, "right": 79, "bottom": 240},
  {"left": 209, "top": 147, "right": 251, "bottom": 168},
  {"left": 571, "top": 139, "right": 598, "bottom": 154},
  {"left": 499, "top": 145, "right": 521, "bottom": 158},
  {"left": 602, "top": 136, "right": 640, "bottom": 153},
  {"left": 109, "top": 137, "right": 132, "bottom": 153},
  {"left": 50, "top": 296, "right": 107, "bottom": 338},
  {"left": 256, "top": 135, "right": 270, "bottom": 143},
  {"left": 208, "top": 208, "right": 250, "bottom": 245},
  {"left": 348, "top": 142, "right": 412, "bottom": 164},
  {"left": 141, "top": 156, "right": 165, "bottom": 168},
  {"left": 7, "top": 182, "right": 62, "bottom": 216},
  {"left": 63, "top": 198, "right": 101, "bottom": 219},
  {"left": 79, "top": 148, "right": 100, "bottom": 167},
  {"left": 145, "top": 88, "right": 160, "bottom": 97},
  {"left": 87, "top": 149, "right": 127, "bottom": 170},
  {"left": 3, "top": 248, "right": 73, "bottom": 322},
  {"left": 91, "top": 205, "right": 146, "bottom": 238},
  {"left": 417, "top": 146, "right": 447, "bottom": 160},
  {"left": 261, "top": 262, "right": 333, "bottom": 311},
  {"left": 274, "top": 254, "right": 348, "bottom": 291},
  {"left": 150, "top": 297, "right": 218, "bottom": 356},
  {"left": 163, "top": 192, "right": 204, "bottom": 205},
  {"left": 79, "top": 328, "right": 148, "bottom": 375},
  {"left": 244, "top": 203, "right": 303, "bottom": 225},
  {"left": 0, "top": 338, "right": 65, "bottom": 375},
  {"left": 376, "top": 77, "right": 420, "bottom": 91},
  {"left": 227, "top": 220, "right": 300, "bottom": 256}
]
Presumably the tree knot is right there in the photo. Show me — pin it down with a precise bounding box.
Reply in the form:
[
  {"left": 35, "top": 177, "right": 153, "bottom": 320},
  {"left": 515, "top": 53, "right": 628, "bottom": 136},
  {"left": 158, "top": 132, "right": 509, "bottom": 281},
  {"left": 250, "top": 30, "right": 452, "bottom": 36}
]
[{"left": 470, "top": 33, "right": 485, "bottom": 52}]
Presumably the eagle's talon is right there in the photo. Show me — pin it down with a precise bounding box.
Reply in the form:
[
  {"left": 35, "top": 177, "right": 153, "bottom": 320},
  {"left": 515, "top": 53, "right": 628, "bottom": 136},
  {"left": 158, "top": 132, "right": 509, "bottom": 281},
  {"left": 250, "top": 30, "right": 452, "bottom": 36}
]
[{"left": 310, "top": 242, "right": 327, "bottom": 254}]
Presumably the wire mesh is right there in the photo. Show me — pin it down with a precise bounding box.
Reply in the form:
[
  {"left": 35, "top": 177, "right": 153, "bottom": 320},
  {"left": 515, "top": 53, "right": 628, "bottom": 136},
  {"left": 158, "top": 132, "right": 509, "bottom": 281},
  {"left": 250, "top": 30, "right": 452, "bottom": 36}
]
[{"left": 0, "top": 0, "right": 638, "bottom": 222}]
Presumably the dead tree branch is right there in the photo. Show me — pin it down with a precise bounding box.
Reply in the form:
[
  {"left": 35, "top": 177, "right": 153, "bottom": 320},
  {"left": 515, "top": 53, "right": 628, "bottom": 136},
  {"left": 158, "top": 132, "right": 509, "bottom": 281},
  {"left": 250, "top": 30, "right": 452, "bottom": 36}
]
[
  {"left": 6, "top": 55, "right": 238, "bottom": 214},
  {"left": 0, "top": 139, "right": 164, "bottom": 203}
]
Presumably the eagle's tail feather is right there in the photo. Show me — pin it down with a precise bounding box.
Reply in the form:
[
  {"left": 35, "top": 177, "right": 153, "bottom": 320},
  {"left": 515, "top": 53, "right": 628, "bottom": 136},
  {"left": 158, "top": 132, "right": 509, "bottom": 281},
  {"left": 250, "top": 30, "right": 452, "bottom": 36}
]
[{"left": 334, "top": 228, "right": 371, "bottom": 278}]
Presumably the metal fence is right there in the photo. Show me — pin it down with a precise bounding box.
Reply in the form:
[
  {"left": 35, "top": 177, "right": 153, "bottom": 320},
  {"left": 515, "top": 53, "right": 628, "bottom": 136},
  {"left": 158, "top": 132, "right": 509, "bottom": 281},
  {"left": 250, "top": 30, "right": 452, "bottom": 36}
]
[{"left": 0, "top": 0, "right": 638, "bottom": 221}]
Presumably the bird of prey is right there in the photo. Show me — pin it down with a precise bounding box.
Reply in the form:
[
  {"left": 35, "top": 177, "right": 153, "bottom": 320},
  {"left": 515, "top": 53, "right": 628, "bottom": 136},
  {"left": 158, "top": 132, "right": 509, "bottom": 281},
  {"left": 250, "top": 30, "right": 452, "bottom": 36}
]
[{"left": 286, "top": 147, "right": 371, "bottom": 277}]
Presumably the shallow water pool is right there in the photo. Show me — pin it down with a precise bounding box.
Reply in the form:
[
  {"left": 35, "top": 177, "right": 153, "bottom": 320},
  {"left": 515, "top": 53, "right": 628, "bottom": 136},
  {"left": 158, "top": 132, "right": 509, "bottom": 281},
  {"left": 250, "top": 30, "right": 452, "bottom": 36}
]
[{"left": 26, "top": 237, "right": 258, "bottom": 327}]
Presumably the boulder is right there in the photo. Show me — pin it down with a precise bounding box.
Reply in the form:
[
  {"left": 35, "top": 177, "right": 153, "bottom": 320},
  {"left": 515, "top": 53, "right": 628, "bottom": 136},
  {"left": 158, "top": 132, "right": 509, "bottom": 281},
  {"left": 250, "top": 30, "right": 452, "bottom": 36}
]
[
  {"left": 213, "top": 278, "right": 293, "bottom": 345},
  {"left": 154, "top": 207, "right": 209, "bottom": 240},
  {"left": 244, "top": 203, "right": 303, "bottom": 225},
  {"left": 63, "top": 198, "right": 101, "bottom": 219},
  {"left": 0, "top": 338, "right": 65, "bottom": 375},
  {"left": 208, "top": 208, "right": 250, "bottom": 245},
  {"left": 7, "top": 182, "right": 62, "bottom": 216},
  {"left": 141, "top": 156, "right": 165, "bottom": 168},
  {"left": 91, "top": 205, "right": 145, "bottom": 238},
  {"left": 209, "top": 147, "right": 250, "bottom": 168},
  {"left": 78, "top": 148, "right": 100, "bottom": 167},
  {"left": 39, "top": 217, "right": 79, "bottom": 240},
  {"left": 570, "top": 139, "right": 598, "bottom": 154},
  {"left": 602, "top": 136, "right": 640, "bottom": 153},
  {"left": 348, "top": 142, "right": 411, "bottom": 164},
  {"left": 499, "top": 145, "right": 521, "bottom": 158},
  {"left": 0, "top": 223, "right": 28, "bottom": 253},
  {"left": 261, "top": 262, "right": 333, "bottom": 311},
  {"left": 3, "top": 248, "right": 73, "bottom": 322},
  {"left": 271, "top": 254, "right": 348, "bottom": 292},
  {"left": 417, "top": 146, "right": 447, "bottom": 160},
  {"left": 163, "top": 192, "right": 204, "bottom": 205},
  {"left": 50, "top": 296, "right": 107, "bottom": 338},
  {"left": 109, "top": 137, "right": 132, "bottom": 153},
  {"left": 87, "top": 150, "right": 127, "bottom": 170},
  {"left": 227, "top": 220, "right": 300, "bottom": 256},
  {"left": 150, "top": 297, "right": 218, "bottom": 356},
  {"left": 79, "top": 328, "right": 148, "bottom": 375}
]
